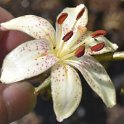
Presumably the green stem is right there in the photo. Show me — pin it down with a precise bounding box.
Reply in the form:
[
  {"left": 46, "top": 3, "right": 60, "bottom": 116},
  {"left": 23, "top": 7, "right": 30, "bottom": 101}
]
[
  {"left": 34, "top": 76, "right": 51, "bottom": 95},
  {"left": 94, "top": 51, "right": 124, "bottom": 62}
]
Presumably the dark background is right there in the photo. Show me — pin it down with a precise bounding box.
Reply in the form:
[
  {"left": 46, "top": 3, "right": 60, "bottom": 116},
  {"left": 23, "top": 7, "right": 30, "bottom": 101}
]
[{"left": 1, "top": 0, "right": 124, "bottom": 124}]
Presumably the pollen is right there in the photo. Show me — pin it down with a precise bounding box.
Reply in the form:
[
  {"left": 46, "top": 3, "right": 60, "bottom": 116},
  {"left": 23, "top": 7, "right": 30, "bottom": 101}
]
[
  {"left": 90, "top": 42, "right": 105, "bottom": 52},
  {"left": 62, "top": 31, "right": 73, "bottom": 42},
  {"left": 75, "top": 45, "right": 85, "bottom": 57},
  {"left": 76, "top": 8, "right": 85, "bottom": 20},
  {"left": 91, "top": 30, "right": 107, "bottom": 38},
  {"left": 57, "top": 13, "right": 68, "bottom": 24}
]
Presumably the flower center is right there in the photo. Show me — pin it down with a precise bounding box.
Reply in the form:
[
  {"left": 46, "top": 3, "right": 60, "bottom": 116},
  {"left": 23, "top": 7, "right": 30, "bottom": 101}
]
[
  {"left": 54, "top": 27, "right": 86, "bottom": 60},
  {"left": 54, "top": 8, "right": 87, "bottom": 60},
  {"left": 54, "top": 8, "right": 106, "bottom": 60}
]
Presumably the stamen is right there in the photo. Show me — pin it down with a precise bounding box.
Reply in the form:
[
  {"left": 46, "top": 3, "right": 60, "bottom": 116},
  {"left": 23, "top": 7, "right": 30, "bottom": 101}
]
[
  {"left": 90, "top": 42, "right": 105, "bottom": 52},
  {"left": 57, "top": 13, "right": 68, "bottom": 24},
  {"left": 76, "top": 8, "right": 85, "bottom": 20},
  {"left": 61, "top": 52, "right": 75, "bottom": 60},
  {"left": 91, "top": 30, "right": 107, "bottom": 38},
  {"left": 67, "top": 26, "right": 87, "bottom": 52},
  {"left": 72, "top": 8, "right": 85, "bottom": 30},
  {"left": 56, "top": 13, "right": 68, "bottom": 51},
  {"left": 75, "top": 45, "right": 85, "bottom": 57},
  {"left": 62, "top": 31, "right": 73, "bottom": 42}
]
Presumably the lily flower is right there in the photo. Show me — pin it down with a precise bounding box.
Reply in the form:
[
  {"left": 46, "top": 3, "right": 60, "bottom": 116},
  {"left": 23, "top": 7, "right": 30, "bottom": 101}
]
[{"left": 0, "top": 4, "right": 118, "bottom": 122}]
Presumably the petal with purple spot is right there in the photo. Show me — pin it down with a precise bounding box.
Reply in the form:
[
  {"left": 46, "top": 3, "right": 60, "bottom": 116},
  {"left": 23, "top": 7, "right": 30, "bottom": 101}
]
[
  {"left": 51, "top": 64, "right": 82, "bottom": 122},
  {"left": 0, "top": 39, "right": 58, "bottom": 83},
  {"left": 66, "top": 55, "right": 116, "bottom": 108},
  {"left": 0, "top": 15, "right": 55, "bottom": 46}
]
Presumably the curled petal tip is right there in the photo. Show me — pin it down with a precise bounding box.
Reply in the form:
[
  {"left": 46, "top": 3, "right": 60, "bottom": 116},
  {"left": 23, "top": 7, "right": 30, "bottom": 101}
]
[
  {"left": 107, "top": 99, "right": 116, "bottom": 108},
  {"left": 57, "top": 117, "right": 64, "bottom": 122},
  {"left": 51, "top": 64, "right": 82, "bottom": 122}
]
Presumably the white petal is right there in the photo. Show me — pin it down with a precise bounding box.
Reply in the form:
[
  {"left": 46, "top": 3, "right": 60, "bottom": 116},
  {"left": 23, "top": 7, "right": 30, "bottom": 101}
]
[
  {"left": 79, "top": 32, "right": 118, "bottom": 55},
  {"left": 1, "top": 39, "right": 58, "bottom": 83},
  {"left": 51, "top": 64, "right": 82, "bottom": 122},
  {"left": 66, "top": 55, "right": 116, "bottom": 108},
  {"left": 56, "top": 4, "right": 88, "bottom": 39},
  {"left": 0, "top": 15, "right": 55, "bottom": 46}
]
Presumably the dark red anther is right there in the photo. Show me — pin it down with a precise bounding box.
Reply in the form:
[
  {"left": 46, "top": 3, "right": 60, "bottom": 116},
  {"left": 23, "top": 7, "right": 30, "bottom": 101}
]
[
  {"left": 62, "top": 31, "right": 73, "bottom": 42},
  {"left": 75, "top": 45, "right": 85, "bottom": 57},
  {"left": 76, "top": 8, "right": 85, "bottom": 20},
  {"left": 90, "top": 42, "right": 105, "bottom": 52},
  {"left": 91, "top": 30, "right": 107, "bottom": 38},
  {"left": 57, "top": 13, "right": 68, "bottom": 24}
]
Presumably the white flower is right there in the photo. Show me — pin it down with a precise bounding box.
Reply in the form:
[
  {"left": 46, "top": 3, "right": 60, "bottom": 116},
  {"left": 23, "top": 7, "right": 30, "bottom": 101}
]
[{"left": 0, "top": 4, "right": 118, "bottom": 122}]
